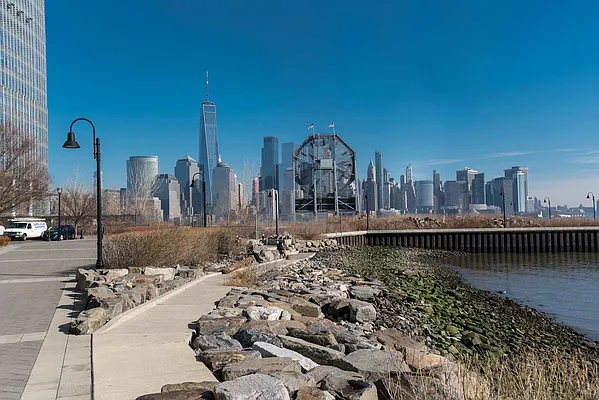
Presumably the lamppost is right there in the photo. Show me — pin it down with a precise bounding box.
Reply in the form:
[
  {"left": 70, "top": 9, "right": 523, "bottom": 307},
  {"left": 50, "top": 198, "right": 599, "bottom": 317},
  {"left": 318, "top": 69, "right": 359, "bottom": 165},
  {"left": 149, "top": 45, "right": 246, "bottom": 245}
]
[
  {"left": 364, "top": 194, "right": 370, "bottom": 231},
  {"left": 57, "top": 188, "right": 62, "bottom": 241},
  {"left": 587, "top": 192, "right": 596, "bottom": 221},
  {"left": 543, "top": 197, "right": 551, "bottom": 220},
  {"left": 62, "top": 118, "right": 103, "bottom": 268},
  {"left": 268, "top": 189, "right": 279, "bottom": 236},
  {"left": 499, "top": 189, "right": 507, "bottom": 228},
  {"left": 190, "top": 172, "right": 207, "bottom": 227}
]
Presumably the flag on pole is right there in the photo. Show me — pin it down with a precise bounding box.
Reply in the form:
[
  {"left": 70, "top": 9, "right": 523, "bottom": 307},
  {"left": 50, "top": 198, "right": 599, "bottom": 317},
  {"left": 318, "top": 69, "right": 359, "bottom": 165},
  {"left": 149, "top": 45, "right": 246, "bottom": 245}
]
[
  {"left": 328, "top": 122, "right": 335, "bottom": 128},
  {"left": 308, "top": 123, "right": 314, "bottom": 130}
]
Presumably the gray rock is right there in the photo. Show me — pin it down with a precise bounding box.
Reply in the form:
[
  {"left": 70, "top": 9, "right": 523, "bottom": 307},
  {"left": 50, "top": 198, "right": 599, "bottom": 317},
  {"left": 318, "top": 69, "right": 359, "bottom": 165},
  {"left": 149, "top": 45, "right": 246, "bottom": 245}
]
[
  {"left": 328, "top": 344, "right": 346, "bottom": 353},
  {"left": 266, "top": 372, "right": 316, "bottom": 396},
  {"left": 199, "top": 349, "right": 261, "bottom": 372},
  {"left": 217, "top": 294, "right": 240, "bottom": 309},
  {"left": 161, "top": 382, "right": 216, "bottom": 393},
  {"left": 333, "top": 349, "right": 410, "bottom": 381},
  {"left": 221, "top": 357, "right": 301, "bottom": 381},
  {"left": 214, "top": 373, "right": 289, "bottom": 400},
  {"left": 136, "top": 391, "right": 212, "bottom": 400},
  {"left": 326, "top": 298, "right": 351, "bottom": 319},
  {"left": 295, "top": 387, "right": 335, "bottom": 400},
  {"left": 348, "top": 300, "right": 377, "bottom": 323},
  {"left": 76, "top": 268, "right": 97, "bottom": 291},
  {"left": 197, "top": 317, "right": 246, "bottom": 336},
  {"left": 287, "top": 328, "right": 337, "bottom": 347},
  {"left": 252, "top": 342, "right": 319, "bottom": 372},
  {"left": 144, "top": 267, "right": 176, "bottom": 281},
  {"left": 99, "top": 268, "right": 129, "bottom": 281},
  {"left": 278, "top": 335, "right": 345, "bottom": 366},
  {"left": 144, "top": 283, "right": 160, "bottom": 300},
  {"left": 348, "top": 286, "right": 381, "bottom": 302},
  {"left": 69, "top": 308, "right": 107, "bottom": 335},
  {"left": 233, "top": 328, "right": 283, "bottom": 348},
  {"left": 206, "top": 308, "right": 243, "bottom": 319},
  {"left": 87, "top": 291, "right": 117, "bottom": 309},
  {"left": 122, "top": 288, "right": 146, "bottom": 306},
  {"left": 244, "top": 306, "right": 285, "bottom": 321},
  {"left": 305, "top": 366, "right": 377, "bottom": 400},
  {"left": 289, "top": 298, "right": 324, "bottom": 318},
  {"left": 192, "top": 334, "right": 243, "bottom": 352}
]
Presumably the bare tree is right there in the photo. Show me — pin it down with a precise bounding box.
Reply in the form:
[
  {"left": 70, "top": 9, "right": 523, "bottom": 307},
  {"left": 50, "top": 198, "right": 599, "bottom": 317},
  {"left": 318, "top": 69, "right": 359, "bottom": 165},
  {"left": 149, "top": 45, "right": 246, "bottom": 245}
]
[
  {"left": 0, "top": 126, "right": 50, "bottom": 216},
  {"left": 62, "top": 169, "right": 96, "bottom": 237},
  {"left": 126, "top": 164, "right": 159, "bottom": 224}
]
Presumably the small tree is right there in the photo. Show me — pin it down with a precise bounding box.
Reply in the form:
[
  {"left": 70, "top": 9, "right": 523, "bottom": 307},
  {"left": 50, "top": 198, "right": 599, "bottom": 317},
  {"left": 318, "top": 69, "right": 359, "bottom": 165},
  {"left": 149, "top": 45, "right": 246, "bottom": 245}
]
[
  {"left": 0, "top": 126, "right": 50, "bottom": 216},
  {"left": 62, "top": 169, "right": 96, "bottom": 237}
]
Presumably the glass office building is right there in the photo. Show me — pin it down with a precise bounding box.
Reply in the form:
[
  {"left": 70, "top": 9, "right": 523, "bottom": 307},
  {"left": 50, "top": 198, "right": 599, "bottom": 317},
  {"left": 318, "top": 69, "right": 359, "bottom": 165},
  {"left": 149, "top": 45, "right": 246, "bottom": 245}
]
[
  {"left": 198, "top": 101, "right": 218, "bottom": 205},
  {"left": 0, "top": 1, "right": 48, "bottom": 169}
]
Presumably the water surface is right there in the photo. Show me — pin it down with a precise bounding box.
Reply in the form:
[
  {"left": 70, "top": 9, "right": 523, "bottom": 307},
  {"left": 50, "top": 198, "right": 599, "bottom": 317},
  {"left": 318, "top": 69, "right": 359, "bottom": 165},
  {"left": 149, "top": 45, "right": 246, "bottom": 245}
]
[{"left": 444, "top": 253, "right": 599, "bottom": 341}]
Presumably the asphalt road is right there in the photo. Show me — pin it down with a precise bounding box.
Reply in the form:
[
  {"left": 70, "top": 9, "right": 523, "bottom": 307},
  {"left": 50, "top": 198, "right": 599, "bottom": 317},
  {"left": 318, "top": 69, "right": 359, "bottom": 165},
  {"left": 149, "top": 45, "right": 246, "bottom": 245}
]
[{"left": 0, "top": 238, "right": 96, "bottom": 400}]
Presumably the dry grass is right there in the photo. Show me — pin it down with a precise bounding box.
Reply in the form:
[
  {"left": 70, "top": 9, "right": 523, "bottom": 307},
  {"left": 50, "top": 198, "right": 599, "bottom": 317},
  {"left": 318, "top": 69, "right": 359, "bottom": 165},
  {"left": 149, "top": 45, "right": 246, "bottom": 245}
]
[
  {"left": 0, "top": 236, "right": 10, "bottom": 246},
  {"left": 380, "top": 349, "right": 598, "bottom": 399},
  {"left": 102, "top": 227, "right": 240, "bottom": 269},
  {"left": 225, "top": 267, "right": 258, "bottom": 287}
]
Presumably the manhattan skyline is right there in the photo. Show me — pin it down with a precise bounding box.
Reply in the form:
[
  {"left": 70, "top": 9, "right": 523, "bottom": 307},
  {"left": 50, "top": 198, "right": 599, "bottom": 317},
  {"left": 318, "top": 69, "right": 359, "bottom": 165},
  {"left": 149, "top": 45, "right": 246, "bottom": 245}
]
[{"left": 45, "top": 1, "right": 599, "bottom": 206}]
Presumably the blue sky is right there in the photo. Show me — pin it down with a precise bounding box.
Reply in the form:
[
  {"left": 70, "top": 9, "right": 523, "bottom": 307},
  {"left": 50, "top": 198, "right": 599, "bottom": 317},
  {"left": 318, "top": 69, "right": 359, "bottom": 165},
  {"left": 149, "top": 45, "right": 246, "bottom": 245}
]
[{"left": 47, "top": 0, "right": 599, "bottom": 206}]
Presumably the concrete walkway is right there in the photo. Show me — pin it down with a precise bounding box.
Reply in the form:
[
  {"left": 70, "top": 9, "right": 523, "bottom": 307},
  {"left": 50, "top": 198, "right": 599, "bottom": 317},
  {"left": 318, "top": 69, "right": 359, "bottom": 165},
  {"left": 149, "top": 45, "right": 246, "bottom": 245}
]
[{"left": 92, "top": 273, "right": 231, "bottom": 400}]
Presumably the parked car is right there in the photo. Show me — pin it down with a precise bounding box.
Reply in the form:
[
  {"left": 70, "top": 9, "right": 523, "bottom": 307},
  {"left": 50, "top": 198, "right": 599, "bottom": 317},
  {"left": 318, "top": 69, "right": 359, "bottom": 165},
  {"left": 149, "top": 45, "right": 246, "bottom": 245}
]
[
  {"left": 41, "top": 225, "right": 76, "bottom": 241},
  {"left": 3, "top": 219, "right": 48, "bottom": 240}
]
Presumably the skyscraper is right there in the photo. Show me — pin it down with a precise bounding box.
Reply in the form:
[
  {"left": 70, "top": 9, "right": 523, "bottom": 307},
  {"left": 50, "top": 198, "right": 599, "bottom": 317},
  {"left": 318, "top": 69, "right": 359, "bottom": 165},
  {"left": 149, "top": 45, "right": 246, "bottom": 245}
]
[
  {"left": 405, "top": 164, "right": 413, "bottom": 183},
  {"left": 261, "top": 136, "right": 279, "bottom": 191},
  {"left": 472, "top": 173, "right": 485, "bottom": 204},
  {"left": 281, "top": 142, "right": 297, "bottom": 190},
  {"left": 444, "top": 181, "right": 470, "bottom": 210},
  {"left": 456, "top": 167, "right": 478, "bottom": 203},
  {"left": 514, "top": 171, "right": 526, "bottom": 214},
  {"left": 415, "top": 180, "right": 434, "bottom": 211},
  {"left": 362, "top": 161, "right": 378, "bottom": 214},
  {"left": 175, "top": 155, "right": 201, "bottom": 219},
  {"left": 198, "top": 71, "right": 219, "bottom": 205},
  {"left": 0, "top": 1, "right": 48, "bottom": 170},
  {"left": 212, "top": 160, "right": 237, "bottom": 220},
  {"left": 504, "top": 166, "right": 529, "bottom": 211},
  {"left": 127, "top": 156, "right": 159, "bottom": 193},
  {"left": 375, "top": 151, "right": 383, "bottom": 209},
  {"left": 154, "top": 174, "right": 182, "bottom": 222}
]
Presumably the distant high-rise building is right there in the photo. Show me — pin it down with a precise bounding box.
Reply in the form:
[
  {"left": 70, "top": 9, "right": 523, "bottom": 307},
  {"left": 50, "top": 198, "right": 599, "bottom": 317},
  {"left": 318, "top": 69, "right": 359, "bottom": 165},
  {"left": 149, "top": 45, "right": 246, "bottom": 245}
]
[
  {"left": 492, "top": 177, "right": 514, "bottom": 214},
  {"left": 405, "top": 164, "right": 413, "bottom": 183},
  {"left": 175, "top": 155, "right": 201, "bottom": 220},
  {"left": 281, "top": 142, "right": 297, "bottom": 189},
  {"left": 0, "top": 0, "right": 48, "bottom": 173},
  {"left": 456, "top": 167, "right": 478, "bottom": 203},
  {"left": 212, "top": 160, "right": 237, "bottom": 220},
  {"left": 153, "top": 174, "right": 181, "bottom": 222},
  {"left": 362, "top": 160, "right": 378, "bottom": 214},
  {"left": 432, "top": 170, "right": 444, "bottom": 213},
  {"left": 514, "top": 171, "right": 526, "bottom": 214},
  {"left": 415, "top": 180, "right": 434, "bottom": 211},
  {"left": 198, "top": 71, "right": 219, "bottom": 206},
  {"left": 485, "top": 181, "right": 494, "bottom": 207},
  {"left": 504, "top": 166, "right": 529, "bottom": 211},
  {"left": 526, "top": 196, "right": 534, "bottom": 214},
  {"left": 261, "top": 136, "right": 279, "bottom": 191},
  {"left": 251, "top": 175, "right": 260, "bottom": 207},
  {"left": 127, "top": 156, "right": 159, "bottom": 194},
  {"left": 472, "top": 173, "right": 485, "bottom": 204},
  {"left": 375, "top": 151, "right": 384, "bottom": 209},
  {"left": 444, "top": 181, "right": 470, "bottom": 210}
]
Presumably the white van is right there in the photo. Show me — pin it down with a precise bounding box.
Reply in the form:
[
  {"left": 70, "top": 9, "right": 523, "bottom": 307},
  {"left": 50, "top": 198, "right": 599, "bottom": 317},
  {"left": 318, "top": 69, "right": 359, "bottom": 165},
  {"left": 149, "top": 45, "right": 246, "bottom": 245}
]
[{"left": 3, "top": 218, "right": 48, "bottom": 240}]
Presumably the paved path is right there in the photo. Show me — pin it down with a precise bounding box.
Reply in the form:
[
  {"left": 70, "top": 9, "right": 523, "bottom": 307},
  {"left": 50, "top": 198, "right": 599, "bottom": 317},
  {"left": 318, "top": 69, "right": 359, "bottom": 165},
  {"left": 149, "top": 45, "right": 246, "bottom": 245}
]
[{"left": 0, "top": 239, "right": 96, "bottom": 400}]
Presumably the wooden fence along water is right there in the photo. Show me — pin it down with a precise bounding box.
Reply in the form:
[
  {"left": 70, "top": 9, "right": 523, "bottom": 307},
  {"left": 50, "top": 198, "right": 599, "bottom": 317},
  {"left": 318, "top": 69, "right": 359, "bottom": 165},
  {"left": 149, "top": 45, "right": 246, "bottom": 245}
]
[{"left": 324, "top": 227, "right": 599, "bottom": 253}]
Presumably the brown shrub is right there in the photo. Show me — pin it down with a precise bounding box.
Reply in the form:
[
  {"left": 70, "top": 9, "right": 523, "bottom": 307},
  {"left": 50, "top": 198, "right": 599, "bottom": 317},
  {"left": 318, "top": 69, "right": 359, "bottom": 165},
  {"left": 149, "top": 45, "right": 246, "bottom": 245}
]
[
  {"left": 102, "top": 228, "right": 240, "bottom": 269},
  {"left": 0, "top": 236, "right": 10, "bottom": 246},
  {"left": 225, "top": 267, "right": 258, "bottom": 287}
]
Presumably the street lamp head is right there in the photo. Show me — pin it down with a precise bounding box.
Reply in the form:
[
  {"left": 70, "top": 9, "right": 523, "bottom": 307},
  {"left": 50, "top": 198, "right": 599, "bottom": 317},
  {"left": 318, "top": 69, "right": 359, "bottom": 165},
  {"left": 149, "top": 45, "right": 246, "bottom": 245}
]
[
  {"left": 587, "top": 194, "right": 591, "bottom": 199},
  {"left": 57, "top": 187, "right": 62, "bottom": 194},
  {"left": 62, "top": 131, "right": 80, "bottom": 149},
  {"left": 190, "top": 181, "right": 196, "bottom": 188}
]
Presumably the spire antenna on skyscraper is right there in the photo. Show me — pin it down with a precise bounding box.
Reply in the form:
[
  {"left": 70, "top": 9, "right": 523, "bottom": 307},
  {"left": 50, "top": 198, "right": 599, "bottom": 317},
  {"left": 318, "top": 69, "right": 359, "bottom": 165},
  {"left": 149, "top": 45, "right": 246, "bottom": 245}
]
[{"left": 206, "top": 70, "right": 209, "bottom": 102}]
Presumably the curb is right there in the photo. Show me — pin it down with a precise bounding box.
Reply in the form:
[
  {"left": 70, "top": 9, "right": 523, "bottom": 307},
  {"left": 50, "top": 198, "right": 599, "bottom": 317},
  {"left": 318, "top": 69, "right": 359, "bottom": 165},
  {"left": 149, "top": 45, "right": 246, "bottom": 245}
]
[{"left": 94, "top": 272, "right": 220, "bottom": 335}]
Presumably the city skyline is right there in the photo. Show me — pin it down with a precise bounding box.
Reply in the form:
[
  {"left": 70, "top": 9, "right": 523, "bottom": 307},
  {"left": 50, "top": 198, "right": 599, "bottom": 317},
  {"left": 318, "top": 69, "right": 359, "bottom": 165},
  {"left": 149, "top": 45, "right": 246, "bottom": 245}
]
[{"left": 45, "top": 1, "right": 599, "bottom": 206}]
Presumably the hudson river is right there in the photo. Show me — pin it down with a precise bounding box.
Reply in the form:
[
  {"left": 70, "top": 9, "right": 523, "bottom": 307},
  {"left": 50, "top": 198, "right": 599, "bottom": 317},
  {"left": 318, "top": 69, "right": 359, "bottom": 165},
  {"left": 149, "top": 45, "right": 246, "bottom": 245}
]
[{"left": 445, "top": 253, "right": 599, "bottom": 341}]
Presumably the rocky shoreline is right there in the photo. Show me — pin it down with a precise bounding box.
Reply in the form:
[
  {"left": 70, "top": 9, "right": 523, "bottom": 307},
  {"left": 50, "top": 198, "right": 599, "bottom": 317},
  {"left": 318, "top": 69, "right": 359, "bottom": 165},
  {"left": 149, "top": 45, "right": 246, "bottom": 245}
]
[{"left": 317, "top": 246, "right": 599, "bottom": 363}]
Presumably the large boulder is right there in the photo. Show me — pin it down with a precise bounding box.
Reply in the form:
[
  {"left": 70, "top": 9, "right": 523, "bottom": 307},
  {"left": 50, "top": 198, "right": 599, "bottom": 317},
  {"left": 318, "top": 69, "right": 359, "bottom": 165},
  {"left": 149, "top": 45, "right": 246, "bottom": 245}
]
[
  {"left": 196, "top": 317, "right": 246, "bottom": 336},
  {"left": 295, "top": 387, "right": 335, "bottom": 400},
  {"left": 199, "top": 349, "right": 261, "bottom": 372},
  {"left": 221, "top": 357, "right": 301, "bottom": 381},
  {"left": 76, "top": 268, "right": 97, "bottom": 291},
  {"left": 233, "top": 328, "right": 283, "bottom": 348},
  {"left": 241, "top": 320, "right": 306, "bottom": 336},
  {"left": 244, "top": 306, "right": 286, "bottom": 321},
  {"left": 287, "top": 328, "right": 337, "bottom": 347},
  {"left": 306, "top": 366, "right": 378, "bottom": 400},
  {"left": 69, "top": 308, "right": 107, "bottom": 335},
  {"left": 348, "top": 300, "right": 377, "bottom": 323},
  {"left": 369, "top": 329, "right": 428, "bottom": 354},
  {"left": 265, "top": 372, "right": 316, "bottom": 397},
  {"left": 288, "top": 298, "right": 324, "bottom": 318},
  {"left": 348, "top": 286, "right": 381, "bottom": 302},
  {"left": 98, "top": 268, "right": 129, "bottom": 281},
  {"left": 278, "top": 335, "right": 345, "bottom": 366},
  {"left": 161, "top": 382, "right": 216, "bottom": 393},
  {"left": 214, "top": 374, "right": 289, "bottom": 400},
  {"left": 144, "top": 267, "right": 176, "bottom": 281},
  {"left": 252, "top": 341, "right": 319, "bottom": 372},
  {"left": 136, "top": 391, "right": 211, "bottom": 400},
  {"left": 333, "top": 349, "right": 410, "bottom": 381},
  {"left": 191, "top": 334, "right": 243, "bottom": 352}
]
